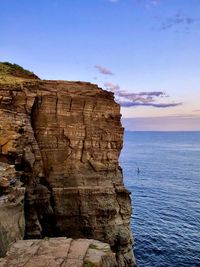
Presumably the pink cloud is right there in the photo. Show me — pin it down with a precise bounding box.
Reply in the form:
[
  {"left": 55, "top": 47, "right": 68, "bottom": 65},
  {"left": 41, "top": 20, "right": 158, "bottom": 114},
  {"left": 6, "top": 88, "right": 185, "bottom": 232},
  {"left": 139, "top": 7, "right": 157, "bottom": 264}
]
[
  {"left": 104, "top": 82, "right": 182, "bottom": 108},
  {"left": 94, "top": 65, "right": 114, "bottom": 75}
]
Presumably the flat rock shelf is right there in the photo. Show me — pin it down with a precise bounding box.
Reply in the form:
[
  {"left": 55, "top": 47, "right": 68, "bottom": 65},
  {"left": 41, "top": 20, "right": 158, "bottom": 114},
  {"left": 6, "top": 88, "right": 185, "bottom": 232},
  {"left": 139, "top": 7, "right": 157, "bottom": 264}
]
[{"left": 0, "top": 237, "right": 117, "bottom": 267}]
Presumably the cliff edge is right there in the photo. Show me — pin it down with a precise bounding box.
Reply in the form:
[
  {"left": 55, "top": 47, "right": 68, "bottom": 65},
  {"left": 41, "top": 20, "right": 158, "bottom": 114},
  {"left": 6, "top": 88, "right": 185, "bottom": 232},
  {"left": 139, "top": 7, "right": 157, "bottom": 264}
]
[{"left": 0, "top": 63, "right": 136, "bottom": 266}]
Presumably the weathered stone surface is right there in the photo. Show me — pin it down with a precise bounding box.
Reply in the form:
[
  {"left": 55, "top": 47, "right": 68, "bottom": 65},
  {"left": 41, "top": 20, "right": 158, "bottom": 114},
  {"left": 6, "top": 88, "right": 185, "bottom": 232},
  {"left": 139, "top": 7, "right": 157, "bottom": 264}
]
[
  {"left": 0, "top": 66, "right": 136, "bottom": 266},
  {"left": 0, "top": 238, "right": 117, "bottom": 267},
  {"left": 0, "top": 162, "right": 25, "bottom": 257}
]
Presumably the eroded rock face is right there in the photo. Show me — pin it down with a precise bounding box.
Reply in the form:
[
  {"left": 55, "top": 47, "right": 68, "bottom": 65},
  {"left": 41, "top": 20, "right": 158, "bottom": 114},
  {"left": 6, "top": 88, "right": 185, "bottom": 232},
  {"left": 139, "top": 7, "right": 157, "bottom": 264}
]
[
  {"left": 0, "top": 78, "right": 136, "bottom": 266},
  {"left": 0, "top": 162, "right": 25, "bottom": 257}
]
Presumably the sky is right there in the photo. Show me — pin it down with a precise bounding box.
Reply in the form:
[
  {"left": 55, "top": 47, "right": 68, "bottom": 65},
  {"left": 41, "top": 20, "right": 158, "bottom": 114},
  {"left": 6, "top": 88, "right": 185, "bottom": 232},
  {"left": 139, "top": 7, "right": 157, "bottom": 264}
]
[{"left": 0, "top": 0, "right": 200, "bottom": 130}]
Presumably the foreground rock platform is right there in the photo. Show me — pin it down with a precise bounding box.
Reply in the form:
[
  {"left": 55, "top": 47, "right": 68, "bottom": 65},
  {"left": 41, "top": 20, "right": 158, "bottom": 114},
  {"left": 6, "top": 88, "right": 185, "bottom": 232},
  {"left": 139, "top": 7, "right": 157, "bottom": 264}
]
[{"left": 0, "top": 237, "right": 117, "bottom": 267}]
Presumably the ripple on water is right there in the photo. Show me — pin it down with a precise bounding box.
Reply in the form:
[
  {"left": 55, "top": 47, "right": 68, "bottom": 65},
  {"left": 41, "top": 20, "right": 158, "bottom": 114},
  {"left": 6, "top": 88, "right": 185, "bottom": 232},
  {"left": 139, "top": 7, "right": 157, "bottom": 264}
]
[{"left": 120, "top": 132, "right": 200, "bottom": 267}]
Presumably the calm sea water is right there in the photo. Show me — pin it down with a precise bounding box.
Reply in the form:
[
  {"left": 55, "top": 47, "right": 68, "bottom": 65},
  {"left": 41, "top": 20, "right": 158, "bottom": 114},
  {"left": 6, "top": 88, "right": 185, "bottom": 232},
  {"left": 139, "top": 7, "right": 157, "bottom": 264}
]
[{"left": 120, "top": 131, "right": 200, "bottom": 267}]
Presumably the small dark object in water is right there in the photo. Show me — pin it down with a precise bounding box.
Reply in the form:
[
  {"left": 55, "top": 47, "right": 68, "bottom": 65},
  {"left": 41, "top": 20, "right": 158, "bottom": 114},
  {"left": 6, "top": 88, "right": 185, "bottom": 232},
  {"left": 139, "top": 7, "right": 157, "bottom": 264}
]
[{"left": 137, "top": 167, "right": 140, "bottom": 174}]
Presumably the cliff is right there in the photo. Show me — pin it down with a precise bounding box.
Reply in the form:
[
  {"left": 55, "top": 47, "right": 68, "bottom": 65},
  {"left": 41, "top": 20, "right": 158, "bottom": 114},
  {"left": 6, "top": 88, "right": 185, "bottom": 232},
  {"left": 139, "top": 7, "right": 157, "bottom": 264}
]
[{"left": 0, "top": 63, "right": 136, "bottom": 266}]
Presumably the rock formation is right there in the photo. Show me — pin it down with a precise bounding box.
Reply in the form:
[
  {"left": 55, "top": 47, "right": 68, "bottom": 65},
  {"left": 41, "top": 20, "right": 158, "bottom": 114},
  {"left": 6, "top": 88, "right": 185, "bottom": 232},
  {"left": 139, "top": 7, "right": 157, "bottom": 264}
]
[
  {"left": 0, "top": 238, "right": 117, "bottom": 267},
  {"left": 0, "top": 163, "right": 25, "bottom": 257},
  {"left": 0, "top": 63, "right": 136, "bottom": 266}
]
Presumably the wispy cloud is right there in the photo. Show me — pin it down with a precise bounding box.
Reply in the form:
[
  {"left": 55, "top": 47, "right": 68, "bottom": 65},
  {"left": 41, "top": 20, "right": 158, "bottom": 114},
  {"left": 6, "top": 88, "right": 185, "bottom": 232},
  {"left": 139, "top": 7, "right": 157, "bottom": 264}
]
[
  {"left": 118, "top": 101, "right": 181, "bottom": 108},
  {"left": 108, "top": 0, "right": 119, "bottom": 3},
  {"left": 135, "top": 0, "right": 161, "bottom": 9},
  {"left": 95, "top": 65, "right": 114, "bottom": 75},
  {"left": 104, "top": 82, "right": 182, "bottom": 108},
  {"left": 155, "top": 11, "right": 199, "bottom": 31},
  {"left": 135, "top": 2, "right": 199, "bottom": 31},
  {"left": 104, "top": 82, "right": 120, "bottom": 92},
  {"left": 122, "top": 115, "right": 200, "bottom": 131},
  {"left": 151, "top": 0, "right": 160, "bottom": 6}
]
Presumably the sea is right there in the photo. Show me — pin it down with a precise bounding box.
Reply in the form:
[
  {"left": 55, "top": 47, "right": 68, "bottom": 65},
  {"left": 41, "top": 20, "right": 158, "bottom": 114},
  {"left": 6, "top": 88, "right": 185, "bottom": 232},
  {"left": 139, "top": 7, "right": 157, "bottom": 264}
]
[{"left": 120, "top": 131, "right": 200, "bottom": 267}]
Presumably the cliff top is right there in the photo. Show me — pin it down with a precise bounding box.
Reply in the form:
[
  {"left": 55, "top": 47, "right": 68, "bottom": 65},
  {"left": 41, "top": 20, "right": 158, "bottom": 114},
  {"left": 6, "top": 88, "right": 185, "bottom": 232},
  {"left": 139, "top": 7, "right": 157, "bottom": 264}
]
[
  {"left": 0, "top": 62, "right": 39, "bottom": 84},
  {"left": 0, "top": 62, "right": 114, "bottom": 100}
]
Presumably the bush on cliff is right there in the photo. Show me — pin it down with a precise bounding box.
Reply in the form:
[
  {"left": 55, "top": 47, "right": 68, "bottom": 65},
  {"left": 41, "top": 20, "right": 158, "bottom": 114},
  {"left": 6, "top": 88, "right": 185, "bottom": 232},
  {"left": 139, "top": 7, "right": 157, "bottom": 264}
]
[{"left": 0, "top": 62, "right": 39, "bottom": 80}]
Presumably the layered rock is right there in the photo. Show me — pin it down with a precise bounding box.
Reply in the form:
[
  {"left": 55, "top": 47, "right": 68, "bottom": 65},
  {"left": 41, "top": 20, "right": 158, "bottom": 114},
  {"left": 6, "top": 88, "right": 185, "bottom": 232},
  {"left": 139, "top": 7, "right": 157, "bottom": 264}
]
[
  {"left": 0, "top": 238, "right": 117, "bottom": 267},
  {"left": 0, "top": 163, "right": 25, "bottom": 257},
  {"left": 0, "top": 63, "right": 136, "bottom": 266}
]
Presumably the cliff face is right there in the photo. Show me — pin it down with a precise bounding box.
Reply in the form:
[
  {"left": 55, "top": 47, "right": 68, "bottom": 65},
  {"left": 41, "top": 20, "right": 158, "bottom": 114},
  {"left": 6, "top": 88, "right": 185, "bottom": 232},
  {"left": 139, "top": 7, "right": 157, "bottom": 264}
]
[
  {"left": 0, "top": 163, "right": 25, "bottom": 257},
  {"left": 0, "top": 64, "right": 136, "bottom": 266}
]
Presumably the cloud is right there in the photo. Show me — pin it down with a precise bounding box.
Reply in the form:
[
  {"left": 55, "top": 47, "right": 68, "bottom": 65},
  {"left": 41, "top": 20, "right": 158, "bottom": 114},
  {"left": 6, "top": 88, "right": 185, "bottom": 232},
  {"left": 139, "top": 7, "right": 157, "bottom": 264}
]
[
  {"left": 135, "top": 2, "right": 199, "bottom": 31},
  {"left": 138, "top": 91, "right": 164, "bottom": 96},
  {"left": 155, "top": 11, "right": 199, "bottom": 31},
  {"left": 122, "top": 115, "right": 200, "bottom": 131},
  {"left": 95, "top": 65, "right": 114, "bottom": 75},
  {"left": 118, "top": 101, "right": 182, "bottom": 108},
  {"left": 104, "top": 82, "right": 120, "bottom": 92},
  {"left": 104, "top": 82, "right": 165, "bottom": 97},
  {"left": 135, "top": 0, "right": 161, "bottom": 8},
  {"left": 104, "top": 82, "right": 182, "bottom": 108},
  {"left": 108, "top": 0, "right": 119, "bottom": 3},
  {"left": 151, "top": 0, "right": 160, "bottom": 6}
]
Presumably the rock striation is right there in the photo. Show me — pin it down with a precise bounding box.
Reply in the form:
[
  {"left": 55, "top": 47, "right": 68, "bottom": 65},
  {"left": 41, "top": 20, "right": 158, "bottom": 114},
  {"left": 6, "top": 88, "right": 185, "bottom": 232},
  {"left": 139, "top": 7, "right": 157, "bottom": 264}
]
[{"left": 0, "top": 63, "right": 136, "bottom": 266}]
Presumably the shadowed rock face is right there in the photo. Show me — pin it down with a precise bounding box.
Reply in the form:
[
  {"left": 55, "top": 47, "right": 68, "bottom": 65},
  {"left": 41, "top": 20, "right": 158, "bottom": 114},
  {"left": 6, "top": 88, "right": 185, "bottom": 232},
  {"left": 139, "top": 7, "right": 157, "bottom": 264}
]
[
  {"left": 0, "top": 69, "right": 136, "bottom": 266},
  {"left": 0, "top": 163, "right": 25, "bottom": 257}
]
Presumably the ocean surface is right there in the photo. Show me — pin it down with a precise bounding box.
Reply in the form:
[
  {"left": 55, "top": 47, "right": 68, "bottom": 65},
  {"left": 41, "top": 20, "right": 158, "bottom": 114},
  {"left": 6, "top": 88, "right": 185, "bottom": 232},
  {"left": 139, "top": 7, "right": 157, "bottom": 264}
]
[{"left": 120, "top": 131, "right": 200, "bottom": 267}]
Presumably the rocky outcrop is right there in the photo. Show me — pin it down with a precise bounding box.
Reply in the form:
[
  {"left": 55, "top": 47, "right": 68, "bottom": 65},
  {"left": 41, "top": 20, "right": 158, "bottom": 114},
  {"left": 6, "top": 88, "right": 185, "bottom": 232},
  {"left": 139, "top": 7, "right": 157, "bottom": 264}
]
[
  {"left": 0, "top": 238, "right": 117, "bottom": 267},
  {"left": 0, "top": 163, "right": 25, "bottom": 257},
  {"left": 0, "top": 63, "right": 136, "bottom": 266}
]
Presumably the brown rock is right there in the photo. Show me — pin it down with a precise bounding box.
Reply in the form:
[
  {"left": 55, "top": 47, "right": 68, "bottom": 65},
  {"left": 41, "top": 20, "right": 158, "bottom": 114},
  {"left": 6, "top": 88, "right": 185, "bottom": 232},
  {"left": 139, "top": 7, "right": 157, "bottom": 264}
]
[
  {"left": 0, "top": 178, "right": 9, "bottom": 188},
  {"left": 0, "top": 67, "right": 136, "bottom": 266},
  {"left": 0, "top": 187, "right": 25, "bottom": 257},
  {"left": 0, "top": 238, "right": 117, "bottom": 267}
]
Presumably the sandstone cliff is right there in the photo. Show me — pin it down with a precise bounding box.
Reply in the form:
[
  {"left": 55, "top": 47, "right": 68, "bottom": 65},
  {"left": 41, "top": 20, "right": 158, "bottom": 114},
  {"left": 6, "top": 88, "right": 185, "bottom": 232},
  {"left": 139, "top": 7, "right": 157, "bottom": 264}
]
[{"left": 0, "top": 63, "right": 136, "bottom": 266}]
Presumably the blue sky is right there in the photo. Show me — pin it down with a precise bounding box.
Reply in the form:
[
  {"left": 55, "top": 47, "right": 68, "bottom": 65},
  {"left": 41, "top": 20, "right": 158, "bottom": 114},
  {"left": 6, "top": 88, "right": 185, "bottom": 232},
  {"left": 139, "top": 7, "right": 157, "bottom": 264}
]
[{"left": 1, "top": 0, "right": 200, "bottom": 130}]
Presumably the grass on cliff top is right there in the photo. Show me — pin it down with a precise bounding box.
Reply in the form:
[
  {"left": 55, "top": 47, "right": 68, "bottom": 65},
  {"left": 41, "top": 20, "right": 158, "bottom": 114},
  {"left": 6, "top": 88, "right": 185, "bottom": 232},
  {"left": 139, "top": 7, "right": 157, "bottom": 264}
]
[{"left": 0, "top": 62, "right": 39, "bottom": 84}]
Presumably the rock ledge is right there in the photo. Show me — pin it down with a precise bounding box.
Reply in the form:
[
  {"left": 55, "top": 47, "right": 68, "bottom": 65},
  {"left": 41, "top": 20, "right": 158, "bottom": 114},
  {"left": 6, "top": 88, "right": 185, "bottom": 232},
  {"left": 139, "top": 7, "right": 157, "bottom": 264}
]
[{"left": 0, "top": 238, "right": 117, "bottom": 267}]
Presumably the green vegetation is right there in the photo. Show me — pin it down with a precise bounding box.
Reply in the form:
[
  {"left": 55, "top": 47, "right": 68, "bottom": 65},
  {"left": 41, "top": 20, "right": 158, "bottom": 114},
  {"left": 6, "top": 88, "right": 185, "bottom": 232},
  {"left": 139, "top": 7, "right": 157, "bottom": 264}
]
[
  {"left": 83, "top": 261, "right": 95, "bottom": 267},
  {"left": 89, "top": 243, "right": 99, "bottom": 249},
  {"left": 0, "top": 62, "right": 37, "bottom": 78},
  {"left": 0, "top": 62, "right": 39, "bottom": 84}
]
